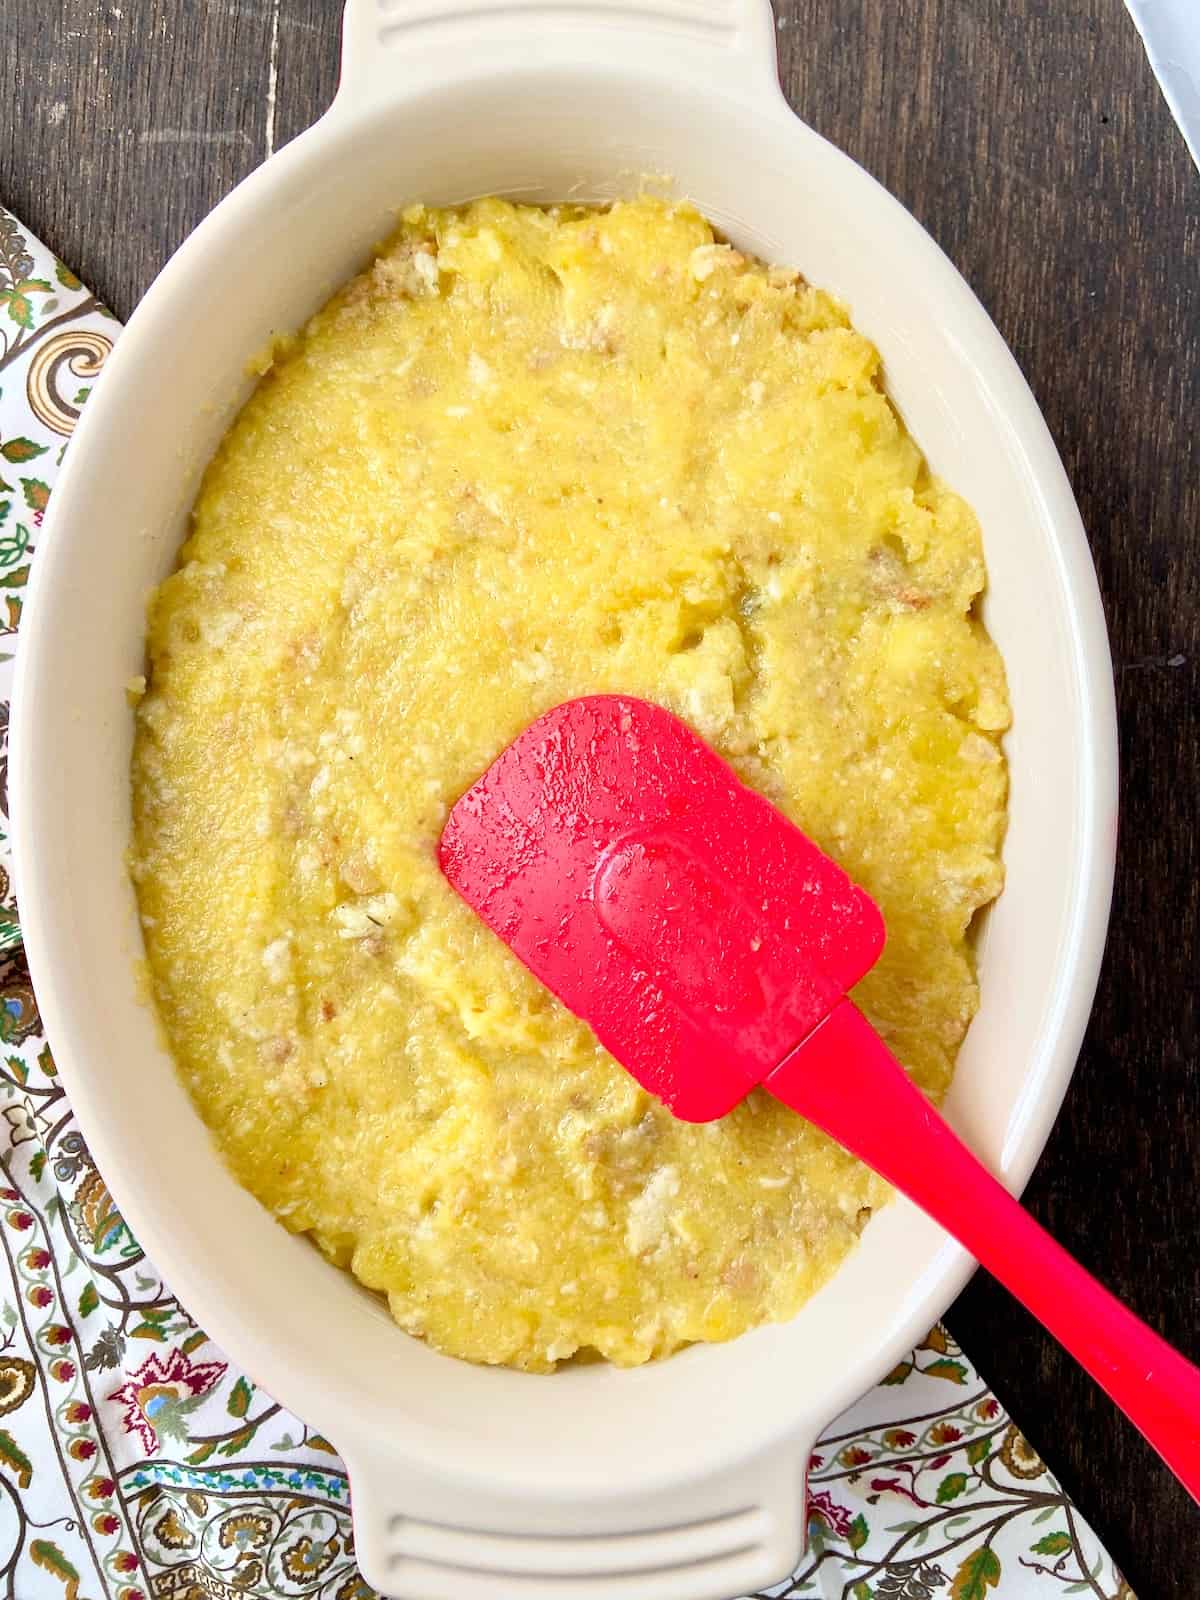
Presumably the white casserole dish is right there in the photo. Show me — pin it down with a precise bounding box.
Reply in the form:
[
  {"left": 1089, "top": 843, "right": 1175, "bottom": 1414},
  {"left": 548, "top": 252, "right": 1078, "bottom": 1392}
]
[{"left": 10, "top": 2, "right": 1119, "bottom": 1596}]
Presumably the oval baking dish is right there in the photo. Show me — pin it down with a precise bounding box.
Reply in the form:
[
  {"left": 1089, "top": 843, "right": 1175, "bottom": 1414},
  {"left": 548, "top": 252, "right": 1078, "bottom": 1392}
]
[{"left": 10, "top": 3, "right": 1119, "bottom": 1597}]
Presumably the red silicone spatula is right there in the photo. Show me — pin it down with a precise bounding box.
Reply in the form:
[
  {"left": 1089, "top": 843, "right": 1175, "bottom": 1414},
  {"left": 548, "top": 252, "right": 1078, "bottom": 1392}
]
[{"left": 440, "top": 694, "right": 1200, "bottom": 1501}]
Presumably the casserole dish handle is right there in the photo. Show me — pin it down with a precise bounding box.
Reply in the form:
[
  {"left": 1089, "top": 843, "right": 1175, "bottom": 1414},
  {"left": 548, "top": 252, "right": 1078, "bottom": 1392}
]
[
  {"left": 343, "top": 1438, "right": 814, "bottom": 1599},
  {"left": 338, "top": 0, "right": 783, "bottom": 111}
]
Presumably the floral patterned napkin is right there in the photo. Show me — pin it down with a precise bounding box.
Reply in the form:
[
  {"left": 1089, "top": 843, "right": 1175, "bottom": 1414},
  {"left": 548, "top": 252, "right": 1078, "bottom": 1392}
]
[{"left": 0, "top": 204, "right": 1134, "bottom": 1600}]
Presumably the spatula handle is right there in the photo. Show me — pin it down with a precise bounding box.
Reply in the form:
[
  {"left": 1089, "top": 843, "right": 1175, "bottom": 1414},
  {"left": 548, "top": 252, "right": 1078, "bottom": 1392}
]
[{"left": 766, "top": 1000, "right": 1200, "bottom": 1502}]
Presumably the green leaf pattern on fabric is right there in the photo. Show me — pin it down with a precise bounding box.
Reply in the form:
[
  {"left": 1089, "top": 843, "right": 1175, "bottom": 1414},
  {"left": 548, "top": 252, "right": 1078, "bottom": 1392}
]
[
  {"left": 1032, "top": 1532, "right": 1074, "bottom": 1556},
  {"left": 0, "top": 1425, "right": 33, "bottom": 1487},
  {"left": 0, "top": 436, "right": 46, "bottom": 462},
  {"left": 29, "top": 1539, "right": 81, "bottom": 1598},
  {"left": 952, "top": 1547, "right": 1003, "bottom": 1598}
]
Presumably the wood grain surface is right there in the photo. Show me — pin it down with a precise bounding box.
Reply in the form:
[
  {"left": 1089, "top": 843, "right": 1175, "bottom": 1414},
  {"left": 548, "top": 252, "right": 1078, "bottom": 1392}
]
[{"left": 2, "top": 1, "right": 1197, "bottom": 1593}]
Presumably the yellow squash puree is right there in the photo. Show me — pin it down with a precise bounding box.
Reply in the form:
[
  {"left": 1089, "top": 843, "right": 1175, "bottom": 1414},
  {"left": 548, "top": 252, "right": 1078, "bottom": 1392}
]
[{"left": 131, "top": 198, "right": 1009, "bottom": 1371}]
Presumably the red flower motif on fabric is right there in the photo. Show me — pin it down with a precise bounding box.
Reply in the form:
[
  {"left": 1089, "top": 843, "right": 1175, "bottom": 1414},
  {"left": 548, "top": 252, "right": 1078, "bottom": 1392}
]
[
  {"left": 928, "top": 1422, "right": 962, "bottom": 1445},
  {"left": 106, "top": 1347, "right": 226, "bottom": 1455},
  {"left": 882, "top": 1428, "right": 917, "bottom": 1449},
  {"left": 807, "top": 1489, "right": 854, "bottom": 1540}
]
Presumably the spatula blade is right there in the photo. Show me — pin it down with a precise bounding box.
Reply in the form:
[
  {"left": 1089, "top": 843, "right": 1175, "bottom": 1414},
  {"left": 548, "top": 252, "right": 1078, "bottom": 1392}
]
[{"left": 439, "top": 696, "right": 884, "bottom": 1120}]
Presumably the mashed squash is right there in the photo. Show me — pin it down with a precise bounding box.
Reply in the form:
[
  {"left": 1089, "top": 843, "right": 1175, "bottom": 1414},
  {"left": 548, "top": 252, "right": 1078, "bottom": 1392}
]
[{"left": 130, "top": 198, "right": 1009, "bottom": 1370}]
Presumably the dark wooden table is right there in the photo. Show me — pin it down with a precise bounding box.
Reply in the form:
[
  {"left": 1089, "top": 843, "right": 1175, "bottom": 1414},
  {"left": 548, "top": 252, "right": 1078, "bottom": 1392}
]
[{"left": 3, "top": 0, "right": 1197, "bottom": 1593}]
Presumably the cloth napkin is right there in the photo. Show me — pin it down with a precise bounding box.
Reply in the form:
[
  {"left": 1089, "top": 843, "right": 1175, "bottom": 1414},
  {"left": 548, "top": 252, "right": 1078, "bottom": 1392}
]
[{"left": 0, "top": 206, "right": 1133, "bottom": 1600}]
